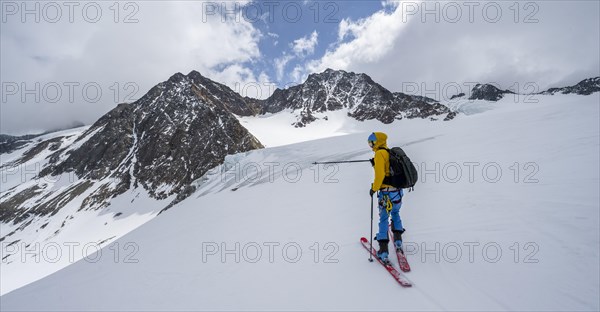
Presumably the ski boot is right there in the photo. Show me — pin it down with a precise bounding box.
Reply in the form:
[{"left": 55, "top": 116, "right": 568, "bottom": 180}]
[
  {"left": 392, "top": 229, "right": 406, "bottom": 254},
  {"left": 377, "top": 239, "right": 390, "bottom": 263}
]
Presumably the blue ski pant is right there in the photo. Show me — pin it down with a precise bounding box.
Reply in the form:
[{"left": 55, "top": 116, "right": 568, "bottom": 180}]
[{"left": 376, "top": 189, "right": 404, "bottom": 241}]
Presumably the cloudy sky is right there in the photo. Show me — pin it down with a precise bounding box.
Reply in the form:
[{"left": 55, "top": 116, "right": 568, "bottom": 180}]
[{"left": 1, "top": 0, "right": 599, "bottom": 134}]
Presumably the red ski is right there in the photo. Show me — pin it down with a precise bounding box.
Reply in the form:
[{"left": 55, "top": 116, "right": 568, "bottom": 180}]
[
  {"left": 388, "top": 227, "right": 411, "bottom": 272},
  {"left": 360, "top": 237, "right": 412, "bottom": 287}
]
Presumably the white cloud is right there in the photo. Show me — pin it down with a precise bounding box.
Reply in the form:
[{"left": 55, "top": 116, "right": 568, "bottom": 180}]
[
  {"left": 300, "top": 4, "right": 410, "bottom": 82},
  {"left": 297, "top": 1, "right": 599, "bottom": 100},
  {"left": 3, "top": 1, "right": 599, "bottom": 134},
  {"left": 273, "top": 30, "right": 319, "bottom": 82},
  {"left": 290, "top": 65, "right": 307, "bottom": 84},
  {"left": 267, "top": 32, "right": 279, "bottom": 46},
  {"left": 292, "top": 30, "right": 319, "bottom": 57},
  {"left": 209, "top": 64, "right": 274, "bottom": 100},
  {"left": 274, "top": 54, "right": 294, "bottom": 81},
  {"left": 0, "top": 1, "right": 265, "bottom": 134}
]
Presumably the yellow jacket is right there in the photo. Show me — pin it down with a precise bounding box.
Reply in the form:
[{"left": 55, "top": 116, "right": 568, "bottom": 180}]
[{"left": 370, "top": 132, "right": 393, "bottom": 192}]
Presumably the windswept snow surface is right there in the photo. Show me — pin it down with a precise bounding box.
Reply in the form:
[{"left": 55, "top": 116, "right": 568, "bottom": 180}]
[
  {"left": 236, "top": 109, "right": 354, "bottom": 147},
  {"left": 2, "top": 94, "right": 599, "bottom": 311},
  {"left": 0, "top": 127, "right": 176, "bottom": 295}
]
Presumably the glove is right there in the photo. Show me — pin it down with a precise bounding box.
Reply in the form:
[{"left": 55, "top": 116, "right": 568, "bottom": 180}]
[
  {"left": 369, "top": 189, "right": 375, "bottom": 197},
  {"left": 369, "top": 158, "right": 374, "bottom": 166}
]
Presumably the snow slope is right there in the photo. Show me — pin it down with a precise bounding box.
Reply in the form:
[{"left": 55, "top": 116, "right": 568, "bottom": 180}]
[
  {"left": 1, "top": 94, "right": 599, "bottom": 311},
  {"left": 0, "top": 127, "right": 176, "bottom": 295},
  {"left": 236, "top": 109, "right": 355, "bottom": 147}
]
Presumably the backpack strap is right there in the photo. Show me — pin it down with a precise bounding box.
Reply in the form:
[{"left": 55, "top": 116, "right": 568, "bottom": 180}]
[{"left": 380, "top": 148, "right": 392, "bottom": 185}]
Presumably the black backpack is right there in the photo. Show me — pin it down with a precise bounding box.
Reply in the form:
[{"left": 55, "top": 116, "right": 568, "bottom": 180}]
[{"left": 382, "top": 147, "right": 418, "bottom": 190}]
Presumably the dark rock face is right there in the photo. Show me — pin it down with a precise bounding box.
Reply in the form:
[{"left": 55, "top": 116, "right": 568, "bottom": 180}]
[
  {"left": 450, "top": 93, "right": 465, "bottom": 100},
  {"left": 45, "top": 71, "right": 264, "bottom": 201},
  {"left": 468, "top": 84, "right": 515, "bottom": 101},
  {"left": 0, "top": 134, "right": 42, "bottom": 154},
  {"left": 260, "top": 69, "right": 454, "bottom": 125},
  {"left": 292, "top": 111, "right": 318, "bottom": 128},
  {"left": 186, "top": 71, "right": 262, "bottom": 116},
  {"left": 542, "top": 77, "right": 600, "bottom": 95},
  {"left": 2, "top": 71, "right": 264, "bottom": 224},
  {"left": 449, "top": 77, "right": 599, "bottom": 102},
  {"left": 0, "top": 123, "right": 86, "bottom": 155}
]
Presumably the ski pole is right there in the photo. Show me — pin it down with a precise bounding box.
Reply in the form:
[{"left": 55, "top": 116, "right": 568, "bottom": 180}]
[
  {"left": 369, "top": 185, "right": 374, "bottom": 262},
  {"left": 312, "top": 159, "right": 371, "bottom": 165}
]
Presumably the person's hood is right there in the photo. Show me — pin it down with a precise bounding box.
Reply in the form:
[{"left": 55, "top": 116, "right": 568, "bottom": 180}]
[{"left": 369, "top": 132, "right": 388, "bottom": 150}]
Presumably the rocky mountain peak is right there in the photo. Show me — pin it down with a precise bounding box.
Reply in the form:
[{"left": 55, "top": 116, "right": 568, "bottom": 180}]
[
  {"left": 1, "top": 73, "right": 264, "bottom": 225},
  {"left": 261, "top": 68, "right": 454, "bottom": 126},
  {"left": 167, "top": 72, "right": 186, "bottom": 83},
  {"left": 0, "top": 71, "right": 271, "bottom": 265},
  {"left": 542, "top": 77, "right": 600, "bottom": 95},
  {"left": 468, "top": 83, "right": 515, "bottom": 101}
]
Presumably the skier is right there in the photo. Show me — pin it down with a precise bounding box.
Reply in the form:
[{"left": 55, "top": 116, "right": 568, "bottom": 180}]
[{"left": 368, "top": 132, "right": 405, "bottom": 262}]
